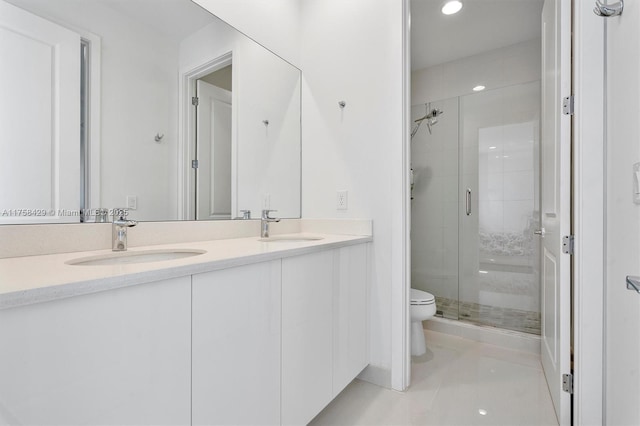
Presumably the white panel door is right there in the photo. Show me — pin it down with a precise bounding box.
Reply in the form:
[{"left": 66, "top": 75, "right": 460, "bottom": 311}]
[
  {"left": 604, "top": 2, "right": 640, "bottom": 425},
  {"left": 282, "top": 251, "right": 334, "bottom": 426},
  {"left": 0, "top": 0, "right": 80, "bottom": 224},
  {"left": 540, "top": 0, "right": 571, "bottom": 424},
  {"left": 0, "top": 277, "right": 191, "bottom": 425},
  {"left": 332, "top": 244, "right": 369, "bottom": 396},
  {"left": 192, "top": 261, "right": 281, "bottom": 425},
  {"left": 196, "top": 80, "right": 232, "bottom": 220}
]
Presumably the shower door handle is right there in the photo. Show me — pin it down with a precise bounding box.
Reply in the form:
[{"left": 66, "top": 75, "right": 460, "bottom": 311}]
[{"left": 465, "top": 189, "right": 471, "bottom": 216}]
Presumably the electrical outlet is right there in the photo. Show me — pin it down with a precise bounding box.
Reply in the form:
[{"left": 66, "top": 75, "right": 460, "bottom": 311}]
[
  {"left": 126, "top": 195, "right": 137, "bottom": 210},
  {"left": 337, "top": 190, "right": 348, "bottom": 210}
]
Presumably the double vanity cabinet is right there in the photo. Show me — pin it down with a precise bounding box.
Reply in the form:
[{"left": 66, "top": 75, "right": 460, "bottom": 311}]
[{"left": 0, "top": 236, "right": 369, "bottom": 425}]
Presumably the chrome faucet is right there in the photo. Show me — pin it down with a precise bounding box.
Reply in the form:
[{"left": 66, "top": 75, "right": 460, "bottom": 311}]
[
  {"left": 112, "top": 208, "right": 137, "bottom": 251},
  {"left": 261, "top": 209, "right": 280, "bottom": 238}
]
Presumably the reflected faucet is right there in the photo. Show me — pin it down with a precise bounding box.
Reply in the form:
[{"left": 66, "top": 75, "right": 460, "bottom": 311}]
[
  {"left": 261, "top": 209, "right": 280, "bottom": 238},
  {"left": 112, "top": 208, "right": 138, "bottom": 251}
]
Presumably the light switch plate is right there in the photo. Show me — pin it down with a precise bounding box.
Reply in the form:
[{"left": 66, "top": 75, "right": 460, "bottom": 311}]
[{"left": 127, "top": 195, "right": 137, "bottom": 210}]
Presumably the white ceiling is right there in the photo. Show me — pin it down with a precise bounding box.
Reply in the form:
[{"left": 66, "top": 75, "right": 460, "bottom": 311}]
[{"left": 411, "top": 0, "right": 544, "bottom": 71}]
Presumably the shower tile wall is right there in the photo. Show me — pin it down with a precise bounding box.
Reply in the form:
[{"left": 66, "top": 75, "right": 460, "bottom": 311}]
[{"left": 411, "top": 97, "right": 459, "bottom": 318}]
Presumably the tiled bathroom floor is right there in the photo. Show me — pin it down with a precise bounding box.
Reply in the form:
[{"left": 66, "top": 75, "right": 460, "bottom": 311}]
[
  {"left": 310, "top": 330, "right": 558, "bottom": 426},
  {"left": 436, "top": 296, "right": 541, "bottom": 335}
]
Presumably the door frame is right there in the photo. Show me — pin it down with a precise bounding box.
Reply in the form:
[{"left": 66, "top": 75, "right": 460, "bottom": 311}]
[
  {"left": 572, "top": 1, "right": 605, "bottom": 424},
  {"left": 394, "top": 0, "right": 412, "bottom": 391},
  {"left": 178, "top": 52, "right": 234, "bottom": 220},
  {"left": 79, "top": 31, "right": 102, "bottom": 217},
  {"left": 400, "top": 0, "right": 606, "bottom": 417}
]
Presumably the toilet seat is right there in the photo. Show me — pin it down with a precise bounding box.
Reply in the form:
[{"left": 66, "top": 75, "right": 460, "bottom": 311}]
[{"left": 410, "top": 288, "right": 435, "bottom": 305}]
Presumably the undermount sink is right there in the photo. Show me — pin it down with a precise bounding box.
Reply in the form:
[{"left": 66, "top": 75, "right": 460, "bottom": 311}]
[
  {"left": 258, "top": 235, "right": 324, "bottom": 242},
  {"left": 66, "top": 249, "right": 207, "bottom": 266}
]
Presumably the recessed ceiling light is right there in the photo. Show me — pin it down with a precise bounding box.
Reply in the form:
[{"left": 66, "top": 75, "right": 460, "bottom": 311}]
[
  {"left": 441, "top": 1, "right": 463, "bottom": 15},
  {"left": 478, "top": 409, "right": 488, "bottom": 416},
  {"left": 489, "top": 146, "right": 497, "bottom": 150},
  {"left": 473, "top": 85, "right": 486, "bottom": 92}
]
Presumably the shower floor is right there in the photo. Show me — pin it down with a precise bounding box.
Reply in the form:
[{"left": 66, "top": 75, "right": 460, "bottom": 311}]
[{"left": 435, "top": 296, "right": 541, "bottom": 335}]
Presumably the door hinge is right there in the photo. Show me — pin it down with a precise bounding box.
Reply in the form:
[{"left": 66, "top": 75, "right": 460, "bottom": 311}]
[
  {"left": 563, "top": 95, "right": 574, "bottom": 115},
  {"left": 562, "top": 235, "right": 574, "bottom": 255},
  {"left": 191, "top": 160, "right": 199, "bottom": 169},
  {"left": 562, "top": 373, "right": 573, "bottom": 394},
  {"left": 192, "top": 96, "right": 199, "bottom": 106}
]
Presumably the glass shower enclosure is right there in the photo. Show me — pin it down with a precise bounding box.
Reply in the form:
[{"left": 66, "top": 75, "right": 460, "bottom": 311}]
[{"left": 411, "top": 81, "right": 541, "bottom": 335}]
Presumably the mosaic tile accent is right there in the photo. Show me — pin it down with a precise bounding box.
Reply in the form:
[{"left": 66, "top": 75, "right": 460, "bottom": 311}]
[
  {"left": 479, "top": 230, "right": 534, "bottom": 257},
  {"left": 435, "top": 296, "right": 541, "bottom": 335}
]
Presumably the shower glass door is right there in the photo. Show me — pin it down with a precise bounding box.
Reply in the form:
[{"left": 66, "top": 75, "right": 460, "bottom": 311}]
[
  {"left": 410, "top": 97, "right": 459, "bottom": 319},
  {"left": 458, "top": 81, "right": 541, "bottom": 334}
]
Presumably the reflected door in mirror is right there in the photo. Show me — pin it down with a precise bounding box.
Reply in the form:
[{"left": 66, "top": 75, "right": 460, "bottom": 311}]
[
  {"left": 0, "top": 1, "right": 80, "bottom": 224},
  {"left": 196, "top": 79, "right": 232, "bottom": 220}
]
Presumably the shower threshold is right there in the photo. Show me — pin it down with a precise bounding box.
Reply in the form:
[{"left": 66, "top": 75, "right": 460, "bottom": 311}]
[{"left": 435, "top": 296, "right": 541, "bottom": 336}]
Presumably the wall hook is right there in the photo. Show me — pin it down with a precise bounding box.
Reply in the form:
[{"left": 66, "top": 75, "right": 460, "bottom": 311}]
[
  {"left": 594, "top": 0, "right": 623, "bottom": 17},
  {"left": 263, "top": 119, "right": 270, "bottom": 126},
  {"left": 154, "top": 133, "right": 164, "bottom": 143},
  {"left": 338, "top": 101, "right": 346, "bottom": 109}
]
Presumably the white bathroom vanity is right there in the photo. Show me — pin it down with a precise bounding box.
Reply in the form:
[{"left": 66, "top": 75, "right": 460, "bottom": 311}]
[{"left": 0, "top": 221, "right": 371, "bottom": 425}]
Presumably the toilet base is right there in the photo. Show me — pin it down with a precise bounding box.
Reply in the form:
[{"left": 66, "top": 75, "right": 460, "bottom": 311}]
[{"left": 411, "top": 321, "right": 426, "bottom": 356}]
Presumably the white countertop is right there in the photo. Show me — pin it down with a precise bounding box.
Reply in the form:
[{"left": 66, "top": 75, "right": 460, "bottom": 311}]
[{"left": 0, "top": 233, "right": 372, "bottom": 310}]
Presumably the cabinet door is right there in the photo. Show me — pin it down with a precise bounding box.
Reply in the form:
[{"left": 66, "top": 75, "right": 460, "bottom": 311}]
[
  {"left": 192, "top": 260, "right": 281, "bottom": 426},
  {"left": 281, "top": 250, "right": 334, "bottom": 426},
  {"left": 0, "top": 277, "right": 191, "bottom": 426},
  {"left": 333, "top": 244, "right": 369, "bottom": 396}
]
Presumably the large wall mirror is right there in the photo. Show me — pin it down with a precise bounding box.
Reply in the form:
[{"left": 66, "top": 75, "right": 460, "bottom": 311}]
[{"left": 0, "top": 0, "right": 301, "bottom": 224}]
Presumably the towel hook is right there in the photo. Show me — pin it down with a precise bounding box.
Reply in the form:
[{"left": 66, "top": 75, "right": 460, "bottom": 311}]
[
  {"left": 626, "top": 276, "right": 640, "bottom": 294},
  {"left": 154, "top": 133, "right": 164, "bottom": 143},
  {"left": 594, "top": 0, "right": 623, "bottom": 17}
]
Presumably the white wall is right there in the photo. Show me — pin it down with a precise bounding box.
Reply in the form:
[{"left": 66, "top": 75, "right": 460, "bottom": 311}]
[
  {"left": 94, "top": 8, "right": 179, "bottom": 222},
  {"left": 6, "top": 0, "right": 180, "bottom": 222},
  {"left": 412, "top": 38, "right": 541, "bottom": 105},
  {"left": 299, "top": 0, "right": 406, "bottom": 387},
  {"left": 195, "top": 0, "right": 408, "bottom": 388},
  {"left": 192, "top": 0, "right": 300, "bottom": 67},
  {"left": 605, "top": 1, "right": 640, "bottom": 424},
  {"left": 180, "top": 19, "right": 301, "bottom": 219}
]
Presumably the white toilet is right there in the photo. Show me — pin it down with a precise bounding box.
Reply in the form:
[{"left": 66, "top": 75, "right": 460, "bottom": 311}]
[{"left": 410, "top": 288, "right": 436, "bottom": 356}]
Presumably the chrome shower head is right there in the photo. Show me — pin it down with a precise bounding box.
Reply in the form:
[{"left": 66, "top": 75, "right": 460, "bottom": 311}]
[{"left": 411, "top": 103, "right": 444, "bottom": 138}]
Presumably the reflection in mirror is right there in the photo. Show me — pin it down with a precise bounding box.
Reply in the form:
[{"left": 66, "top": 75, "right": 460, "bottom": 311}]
[{"left": 0, "top": 0, "right": 301, "bottom": 224}]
